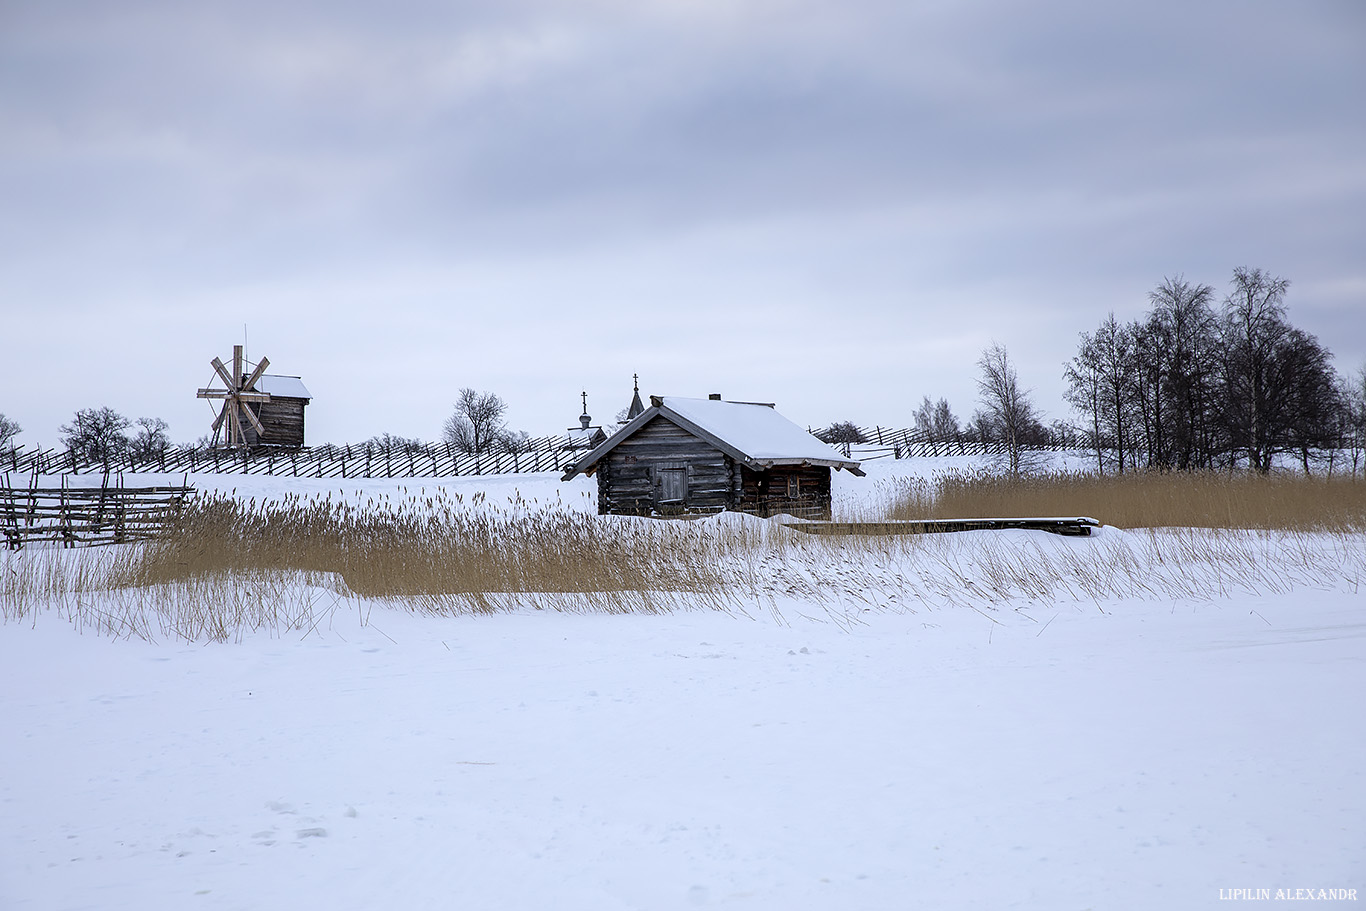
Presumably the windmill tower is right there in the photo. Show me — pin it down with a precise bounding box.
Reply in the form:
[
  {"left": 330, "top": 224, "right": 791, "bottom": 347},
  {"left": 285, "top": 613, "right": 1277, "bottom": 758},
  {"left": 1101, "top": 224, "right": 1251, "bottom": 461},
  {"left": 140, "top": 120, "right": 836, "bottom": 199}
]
[{"left": 197, "top": 345, "right": 271, "bottom": 449}]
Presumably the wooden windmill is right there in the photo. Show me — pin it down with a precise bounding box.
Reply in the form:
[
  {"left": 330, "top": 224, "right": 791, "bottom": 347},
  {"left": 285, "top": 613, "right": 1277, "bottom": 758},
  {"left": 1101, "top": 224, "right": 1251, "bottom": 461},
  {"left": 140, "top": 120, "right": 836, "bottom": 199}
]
[{"left": 197, "top": 345, "right": 271, "bottom": 449}]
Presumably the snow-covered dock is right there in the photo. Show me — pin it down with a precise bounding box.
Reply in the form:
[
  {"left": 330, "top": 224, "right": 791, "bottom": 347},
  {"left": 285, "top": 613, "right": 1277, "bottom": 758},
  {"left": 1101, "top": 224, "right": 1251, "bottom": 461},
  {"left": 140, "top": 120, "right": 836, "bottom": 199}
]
[{"left": 789, "top": 516, "right": 1103, "bottom": 537}]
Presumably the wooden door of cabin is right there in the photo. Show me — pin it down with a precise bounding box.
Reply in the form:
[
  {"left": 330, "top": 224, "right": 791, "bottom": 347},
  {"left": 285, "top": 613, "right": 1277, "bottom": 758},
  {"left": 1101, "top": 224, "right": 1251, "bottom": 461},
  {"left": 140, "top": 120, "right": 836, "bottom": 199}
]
[{"left": 657, "top": 466, "right": 687, "bottom": 506}]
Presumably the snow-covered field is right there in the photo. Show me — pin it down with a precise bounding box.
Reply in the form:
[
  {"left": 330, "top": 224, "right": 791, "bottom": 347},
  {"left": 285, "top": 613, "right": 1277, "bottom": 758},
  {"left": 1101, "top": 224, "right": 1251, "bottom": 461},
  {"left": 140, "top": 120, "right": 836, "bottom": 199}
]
[{"left": 3, "top": 458, "right": 1363, "bottom": 910}]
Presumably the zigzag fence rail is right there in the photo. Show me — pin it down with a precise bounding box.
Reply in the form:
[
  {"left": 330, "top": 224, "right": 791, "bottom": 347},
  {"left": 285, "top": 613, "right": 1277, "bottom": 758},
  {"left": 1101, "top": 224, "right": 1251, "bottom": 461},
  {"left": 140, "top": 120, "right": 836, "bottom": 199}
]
[
  {"left": 3, "top": 476, "right": 192, "bottom": 549},
  {"left": 1, "top": 426, "right": 1081, "bottom": 481}
]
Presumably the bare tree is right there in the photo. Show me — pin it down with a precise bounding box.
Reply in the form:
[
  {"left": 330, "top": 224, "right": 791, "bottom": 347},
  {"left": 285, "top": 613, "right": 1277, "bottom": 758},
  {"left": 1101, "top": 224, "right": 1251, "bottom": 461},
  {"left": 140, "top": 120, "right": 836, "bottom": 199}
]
[
  {"left": 0, "top": 412, "right": 20, "bottom": 449},
  {"left": 365, "top": 433, "right": 427, "bottom": 454},
  {"left": 1341, "top": 365, "right": 1366, "bottom": 478},
  {"left": 1278, "top": 328, "right": 1341, "bottom": 475},
  {"left": 1219, "top": 267, "right": 1293, "bottom": 472},
  {"left": 975, "top": 343, "right": 1042, "bottom": 476},
  {"left": 913, "top": 397, "right": 936, "bottom": 437},
  {"left": 129, "top": 417, "right": 171, "bottom": 461},
  {"left": 931, "top": 398, "right": 960, "bottom": 439},
  {"left": 913, "top": 397, "right": 960, "bottom": 440},
  {"left": 1065, "top": 313, "right": 1140, "bottom": 473},
  {"left": 1147, "top": 276, "right": 1220, "bottom": 469},
  {"left": 443, "top": 389, "right": 510, "bottom": 455},
  {"left": 816, "top": 421, "right": 866, "bottom": 444},
  {"left": 1064, "top": 330, "right": 1105, "bottom": 472},
  {"left": 494, "top": 429, "right": 532, "bottom": 454},
  {"left": 60, "top": 406, "right": 131, "bottom": 462}
]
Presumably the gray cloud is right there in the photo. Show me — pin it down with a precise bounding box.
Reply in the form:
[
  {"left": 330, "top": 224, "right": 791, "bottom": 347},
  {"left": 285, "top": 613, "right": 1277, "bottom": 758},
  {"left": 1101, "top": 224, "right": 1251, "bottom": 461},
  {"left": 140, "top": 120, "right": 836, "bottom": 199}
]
[{"left": 1, "top": 0, "right": 1362, "bottom": 444}]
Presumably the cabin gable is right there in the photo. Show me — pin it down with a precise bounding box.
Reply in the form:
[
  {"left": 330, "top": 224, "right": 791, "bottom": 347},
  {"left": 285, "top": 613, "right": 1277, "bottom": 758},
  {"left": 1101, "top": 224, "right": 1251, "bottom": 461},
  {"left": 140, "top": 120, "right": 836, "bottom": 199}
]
[{"left": 599, "top": 415, "right": 733, "bottom": 515}]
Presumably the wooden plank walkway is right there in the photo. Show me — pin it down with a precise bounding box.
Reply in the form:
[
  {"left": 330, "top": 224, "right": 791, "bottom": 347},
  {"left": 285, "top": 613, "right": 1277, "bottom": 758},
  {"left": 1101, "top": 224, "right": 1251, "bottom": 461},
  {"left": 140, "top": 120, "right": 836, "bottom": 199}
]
[{"left": 788, "top": 517, "right": 1102, "bottom": 537}]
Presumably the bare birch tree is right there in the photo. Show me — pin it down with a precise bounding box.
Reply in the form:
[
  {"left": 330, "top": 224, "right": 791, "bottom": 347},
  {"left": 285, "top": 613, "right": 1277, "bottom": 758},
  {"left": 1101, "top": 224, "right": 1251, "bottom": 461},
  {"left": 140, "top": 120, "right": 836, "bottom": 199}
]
[{"left": 975, "top": 343, "right": 1041, "bottom": 476}]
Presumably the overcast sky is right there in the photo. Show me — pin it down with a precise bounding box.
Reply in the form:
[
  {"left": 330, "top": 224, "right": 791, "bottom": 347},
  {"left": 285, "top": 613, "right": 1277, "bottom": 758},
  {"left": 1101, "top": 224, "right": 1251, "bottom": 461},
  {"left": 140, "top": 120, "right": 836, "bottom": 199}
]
[{"left": 2, "top": 0, "right": 1363, "bottom": 447}]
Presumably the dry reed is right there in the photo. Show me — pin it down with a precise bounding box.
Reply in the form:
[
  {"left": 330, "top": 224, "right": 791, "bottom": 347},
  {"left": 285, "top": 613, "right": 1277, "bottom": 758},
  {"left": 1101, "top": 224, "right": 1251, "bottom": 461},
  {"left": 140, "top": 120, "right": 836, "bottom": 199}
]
[
  {"left": 883, "top": 469, "right": 1366, "bottom": 531},
  {"left": 4, "top": 480, "right": 1363, "bottom": 642}
]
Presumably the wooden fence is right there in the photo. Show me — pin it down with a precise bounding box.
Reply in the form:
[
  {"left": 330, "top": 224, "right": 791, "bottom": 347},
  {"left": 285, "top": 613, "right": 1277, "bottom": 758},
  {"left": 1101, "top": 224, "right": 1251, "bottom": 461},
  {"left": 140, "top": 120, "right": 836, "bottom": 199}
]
[
  {"left": 2, "top": 477, "right": 192, "bottom": 549},
  {"left": 0, "top": 426, "right": 1081, "bottom": 481},
  {"left": 816, "top": 426, "right": 1080, "bottom": 462},
  {"left": 1, "top": 438, "right": 581, "bottom": 479}
]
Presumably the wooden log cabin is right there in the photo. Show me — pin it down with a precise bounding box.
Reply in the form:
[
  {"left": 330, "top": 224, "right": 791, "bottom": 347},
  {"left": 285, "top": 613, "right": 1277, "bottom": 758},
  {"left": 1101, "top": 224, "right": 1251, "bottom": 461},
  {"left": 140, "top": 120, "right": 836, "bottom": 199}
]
[{"left": 561, "top": 395, "right": 864, "bottom": 519}]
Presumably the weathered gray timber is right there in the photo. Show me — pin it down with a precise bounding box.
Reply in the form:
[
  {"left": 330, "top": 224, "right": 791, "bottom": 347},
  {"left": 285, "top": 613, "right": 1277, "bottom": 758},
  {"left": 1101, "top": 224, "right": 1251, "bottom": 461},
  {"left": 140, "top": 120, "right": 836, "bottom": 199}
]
[
  {"left": 596, "top": 416, "right": 734, "bottom": 514},
  {"left": 234, "top": 374, "right": 310, "bottom": 449},
  {"left": 564, "top": 395, "right": 864, "bottom": 519},
  {"left": 3, "top": 479, "right": 192, "bottom": 548},
  {"left": 244, "top": 396, "right": 307, "bottom": 448}
]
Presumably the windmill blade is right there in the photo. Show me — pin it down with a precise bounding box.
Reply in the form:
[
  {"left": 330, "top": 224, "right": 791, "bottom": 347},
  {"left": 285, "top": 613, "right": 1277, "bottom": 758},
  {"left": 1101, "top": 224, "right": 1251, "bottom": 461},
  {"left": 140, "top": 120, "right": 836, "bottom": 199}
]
[
  {"left": 242, "top": 355, "right": 270, "bottom": 392},
  {"left": 210, "top": 357, "right": 236, "bottom": 391},
  {"left": 212, "top": 402, "right": 230, "bottom": 433},
  {"left": 228, "top": 403, "right": 246, "bottom": 448},
  {"left": 240, "top": 401, "right": 266, "bottom": 435},
  {"left": 233, "top": 346, "right": 244, "bottom": 391}
]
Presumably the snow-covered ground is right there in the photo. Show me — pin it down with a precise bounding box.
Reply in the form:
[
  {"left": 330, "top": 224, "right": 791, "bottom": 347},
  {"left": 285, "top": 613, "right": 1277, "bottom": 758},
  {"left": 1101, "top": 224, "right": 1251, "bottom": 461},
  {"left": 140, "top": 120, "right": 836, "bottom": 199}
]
[{"left": 3, "top": 458, "right": 1363, "bottom": 910}]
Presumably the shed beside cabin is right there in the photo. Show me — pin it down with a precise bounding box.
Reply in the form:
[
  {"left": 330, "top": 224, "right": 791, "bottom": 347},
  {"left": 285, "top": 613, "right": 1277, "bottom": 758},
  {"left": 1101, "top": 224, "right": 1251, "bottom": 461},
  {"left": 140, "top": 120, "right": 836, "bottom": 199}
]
[{"left": 561, "top": 395, "right": 864, "bottom": 519}]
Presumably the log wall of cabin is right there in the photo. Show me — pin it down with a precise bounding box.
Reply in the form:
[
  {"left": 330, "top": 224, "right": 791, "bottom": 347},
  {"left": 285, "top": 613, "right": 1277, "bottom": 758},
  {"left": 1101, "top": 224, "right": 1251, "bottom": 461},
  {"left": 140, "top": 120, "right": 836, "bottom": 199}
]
[
  {"left": 597, "top": 416, "right": 733, "bottom": 515},
  {"left": 737, "top": 464, "right": 833, "bottom": 520},
  {"left": 245, "top": 398, "right": 307, "bottom": 448}
]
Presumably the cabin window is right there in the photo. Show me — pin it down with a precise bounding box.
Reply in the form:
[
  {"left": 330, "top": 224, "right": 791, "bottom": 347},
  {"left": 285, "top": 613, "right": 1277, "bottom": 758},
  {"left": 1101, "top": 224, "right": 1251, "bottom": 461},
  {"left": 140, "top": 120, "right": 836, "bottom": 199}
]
[
  {"left": 659, "top": 468, "right": 687, "bottom": 503},
  {"left": 787, "top": 476, "right": 800, "bottom": 498}
]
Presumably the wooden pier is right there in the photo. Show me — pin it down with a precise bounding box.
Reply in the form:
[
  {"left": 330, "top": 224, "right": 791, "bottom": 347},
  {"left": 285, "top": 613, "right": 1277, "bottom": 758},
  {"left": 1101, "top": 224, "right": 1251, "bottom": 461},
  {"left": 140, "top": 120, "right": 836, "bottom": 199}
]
[{"left": 788, "top": 517, "right": 1102, "bottom": 537}]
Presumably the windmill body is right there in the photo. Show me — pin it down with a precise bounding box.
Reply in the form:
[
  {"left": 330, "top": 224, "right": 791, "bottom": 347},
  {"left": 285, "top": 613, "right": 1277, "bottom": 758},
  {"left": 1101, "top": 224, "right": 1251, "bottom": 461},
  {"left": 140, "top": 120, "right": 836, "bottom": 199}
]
[{"left": 197, "top": 345, "right": 311, "bottom": 449}]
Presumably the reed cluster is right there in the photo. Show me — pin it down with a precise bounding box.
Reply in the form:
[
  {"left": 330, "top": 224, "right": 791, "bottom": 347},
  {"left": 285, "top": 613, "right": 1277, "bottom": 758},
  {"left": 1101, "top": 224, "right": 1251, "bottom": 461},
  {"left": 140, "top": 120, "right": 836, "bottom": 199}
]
[
  {"left": 117, "top": 489, "right": 753, "bottom": 613},
  {"left": 883, "top": 469, "right": 1366, "bottom": 531},
  {"left": 4, "top": 480, "right": 1363, "bottom": 642}
]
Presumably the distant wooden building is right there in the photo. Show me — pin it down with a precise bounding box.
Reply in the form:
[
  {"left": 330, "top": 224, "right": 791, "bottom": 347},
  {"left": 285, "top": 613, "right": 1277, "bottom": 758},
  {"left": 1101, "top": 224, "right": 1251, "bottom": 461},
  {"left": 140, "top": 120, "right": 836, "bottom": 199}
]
[
  {"left": 197, "top": 345, "right": 311, "bottom": 450},
  {"left": 561, "top": 395, "right": 864, "bottom": 519},
  {"left": 562, "top": 391, "right": 608, "bottom": 452}
]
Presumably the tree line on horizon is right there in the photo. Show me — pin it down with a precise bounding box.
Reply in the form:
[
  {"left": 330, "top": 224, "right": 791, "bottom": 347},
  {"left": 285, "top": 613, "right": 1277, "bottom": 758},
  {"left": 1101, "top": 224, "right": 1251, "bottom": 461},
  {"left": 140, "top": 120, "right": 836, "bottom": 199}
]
[
  {"left": 1064, "top": 267, "right": 1364, "bottom": 475},
  {"left": 5, "top": 265, "right": 1364, "bottom": 475},
  {"left": 817, "top": 267, "right": 1365, "bottom": 477}
]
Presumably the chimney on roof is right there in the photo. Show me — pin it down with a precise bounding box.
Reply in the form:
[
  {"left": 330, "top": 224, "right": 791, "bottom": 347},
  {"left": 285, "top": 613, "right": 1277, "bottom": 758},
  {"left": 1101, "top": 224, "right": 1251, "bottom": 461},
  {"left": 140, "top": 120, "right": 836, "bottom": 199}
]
[{"left": 709, "top": 393, "right": 721, "bottom": 400}]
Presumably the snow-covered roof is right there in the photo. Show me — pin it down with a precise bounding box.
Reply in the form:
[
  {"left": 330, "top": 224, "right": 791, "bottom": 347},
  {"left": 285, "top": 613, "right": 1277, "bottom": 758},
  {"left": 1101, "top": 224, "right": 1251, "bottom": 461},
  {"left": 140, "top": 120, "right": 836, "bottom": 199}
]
[
  {"left": 660, "top": 397, "right": 852, "bottom": 464},
  {"left": 563, "top": 396, "right": 863, "bottom": 479},
  {"left": 252, "top": 375, "right": 311, "bottom": 400},
  {"left": 564, "top": 427, "right": 606, "bottom": 449}
]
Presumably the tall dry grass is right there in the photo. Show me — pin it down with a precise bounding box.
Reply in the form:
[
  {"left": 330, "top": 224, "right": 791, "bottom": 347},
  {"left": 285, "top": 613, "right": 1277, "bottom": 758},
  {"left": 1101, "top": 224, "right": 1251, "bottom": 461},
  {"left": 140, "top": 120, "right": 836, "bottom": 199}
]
[
  {"left": 115, "top": 490, "right": 757, "bottom": 610},
  {"left": 4, "top": 480, "right": 1364, "bottom": 642},
  {"left": 883, "top": 469, "right": 1366, "bottom": 531}
]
